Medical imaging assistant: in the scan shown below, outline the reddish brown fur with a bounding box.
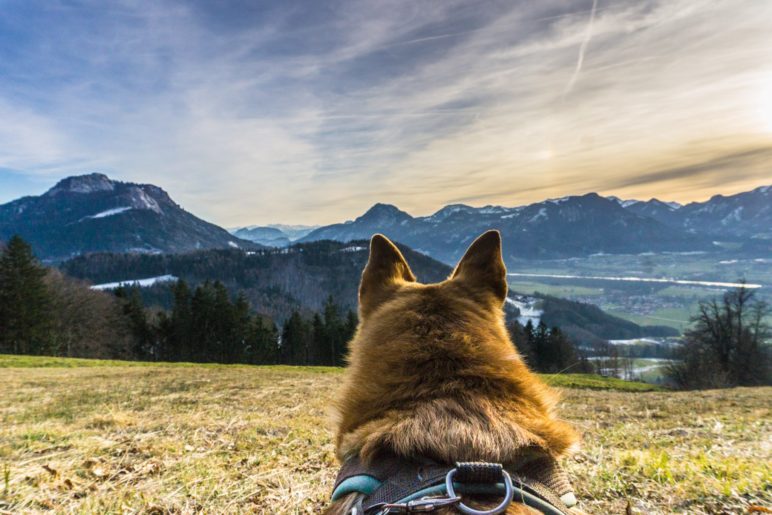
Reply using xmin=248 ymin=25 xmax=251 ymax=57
xmin=326 ymin=231 xmax=580 ymax=514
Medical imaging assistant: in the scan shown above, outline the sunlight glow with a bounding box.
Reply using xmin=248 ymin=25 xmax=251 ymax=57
xmin=761 ymin=82 xmax=772 ymax=133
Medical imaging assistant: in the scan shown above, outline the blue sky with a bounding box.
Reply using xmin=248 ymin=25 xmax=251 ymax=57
xmin=1 ymin=0 xmax=771 ymax=225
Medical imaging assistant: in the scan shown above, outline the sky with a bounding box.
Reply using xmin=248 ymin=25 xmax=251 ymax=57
xmin=0 ymin=0 xmax=771 ymax=226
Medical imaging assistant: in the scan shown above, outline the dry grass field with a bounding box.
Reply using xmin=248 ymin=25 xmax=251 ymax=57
xmin=0 ymin=356 xmax=769 ymax=514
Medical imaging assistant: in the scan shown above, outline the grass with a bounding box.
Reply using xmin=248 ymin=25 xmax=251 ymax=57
xmin=0 ymin=358 xmax=769 ymax=514
xmin=0 ymin=355 xmax=661 ymax=392
xmin=606 ymin=306 xmax=695 ymax=332
xmin=508 ymin=281 xmax=604 ymax=298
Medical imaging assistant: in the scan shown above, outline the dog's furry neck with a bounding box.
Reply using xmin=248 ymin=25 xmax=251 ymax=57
xmin=334 ymin=292 xmax=578 ymax=467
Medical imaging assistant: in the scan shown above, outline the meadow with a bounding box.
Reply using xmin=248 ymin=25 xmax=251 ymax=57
xmin=0 ymin=356 xmax=769 ymax=514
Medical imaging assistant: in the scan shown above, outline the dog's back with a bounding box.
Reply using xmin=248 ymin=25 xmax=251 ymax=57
xmin=327 ymin=231 xmax=580 ymax=514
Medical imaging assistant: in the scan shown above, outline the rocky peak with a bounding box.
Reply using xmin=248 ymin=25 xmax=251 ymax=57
xmin=47 ymin=173 xmax=115 ymax=195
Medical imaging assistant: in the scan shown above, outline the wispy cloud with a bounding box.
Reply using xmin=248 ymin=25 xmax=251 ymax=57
xmin=0 ymin=0 xmax=770 ymax=224
xmin=564 ymin=0 xmax=599 ymax=97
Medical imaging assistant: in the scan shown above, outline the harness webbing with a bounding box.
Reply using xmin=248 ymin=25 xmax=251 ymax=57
xmin=332 ymin=453 xmax=576 ymax=514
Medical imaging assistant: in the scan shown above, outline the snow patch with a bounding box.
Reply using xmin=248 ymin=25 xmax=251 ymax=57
xmin=91 ymin=275 xmax=177 ymax=290
xmin=506 ymin=296 xmax=543 ymax=326
xmin=527 ymin=208 xmax=548 ymax=223
xmin=228 ymin=241 xmax=240 ymax=248
xmin=87 ymin=206 xmax=133 ymax=219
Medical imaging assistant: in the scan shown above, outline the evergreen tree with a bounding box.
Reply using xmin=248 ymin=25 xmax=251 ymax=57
xmin=227 ymin=292 xmax=251 ymax=364
xmin=311 ymin=313 xmax=325 ymax=364
xmin=114 ymin=286 xmax=153 ymax=359
xmin=281 ymin=311 xmax=309 ymax=364
xmin=545 ymin=326 xmax=578 ymax=373
xmin=323 ymin=296 xmax=345 ymax=366
xmin=169 ymin=280 xmax=192 ymax=360
xmin=0 ymin=235 xmax=52 ymax=355
xmin=246 ymin=316 xmax=279 ymax=364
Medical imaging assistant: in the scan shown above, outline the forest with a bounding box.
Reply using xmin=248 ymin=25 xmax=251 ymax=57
xmin=1 ymin=235 xmax=769 ymax=385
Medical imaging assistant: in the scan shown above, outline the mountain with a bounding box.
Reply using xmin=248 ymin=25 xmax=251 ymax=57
xmin=230 ymin=224 xmax=319 ymax=247
xmin=615 ymin=198 xmax=682 ymax=226
xmin=301 ymin=194 xmax=707 ymax=263
xmin=266 ymin=224 xmax=318 ymax=240
xmin=674 ymin=186 xmax=772 ymax=239
xmin=611 ymin=186 xmax=772 ymax=240
xmin=60 ymin=240 xmax=674 ymax=341
xmin=0 ymin=173 xmax=260 ymax=261
xmin=231 ymin=226 xmax=291 ymax=247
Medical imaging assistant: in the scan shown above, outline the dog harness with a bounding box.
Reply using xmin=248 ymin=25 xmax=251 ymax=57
xmin=331 ymin=453 xmax=578 ymax=514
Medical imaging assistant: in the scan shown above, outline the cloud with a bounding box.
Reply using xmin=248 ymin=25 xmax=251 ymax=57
xmin=0 ymin=0 xmax=770 ymax=223
xmin=563 ymin=0 xmax=599 ymax=96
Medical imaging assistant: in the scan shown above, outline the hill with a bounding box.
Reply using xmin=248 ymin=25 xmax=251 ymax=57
xmin=60 ymin=241 xmax=450 ymax=321
xmin=60 ymin=241 xmax=678 ymax=343
xmin=2 ymin=360 xmax=768 ymax=513
xmin=535 ymin=294 xmax=678 ymax=343
xmin=0 ymin=173 xmax=259 ymax=261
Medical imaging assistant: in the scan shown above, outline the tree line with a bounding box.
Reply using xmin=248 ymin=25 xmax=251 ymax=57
xmin=508 ymin=319 xmax=593 ymax=374
xmin=0 ymin=235 xmax=356 ymax=365
xmin=667 ymin=285 xmax=770 ymax=389
xmin=2 ymin=235 xmax=769 ymax=387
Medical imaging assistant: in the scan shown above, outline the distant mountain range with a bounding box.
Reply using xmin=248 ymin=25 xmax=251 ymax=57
xmin=230 ymin=224 xmax=318 ymax=247
xmin=1 ymin=173 xmax=769 ymax=263
xmin=299 ymin=186 xmax=771 ymax=263
xmin=614 ymin=186 xmax=771 ymax=238
xmin=0 ymin=173 xmax=260 ymax=261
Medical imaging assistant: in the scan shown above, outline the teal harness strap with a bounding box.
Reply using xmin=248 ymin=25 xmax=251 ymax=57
xmin=331 ymin=475 xmax=569 ymax=515
xmin=331 ymin=475 xmax=382 ymax=501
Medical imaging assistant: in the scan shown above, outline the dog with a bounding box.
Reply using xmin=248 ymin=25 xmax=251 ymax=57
xmin=326 ymin=231 xmax=581 ymax=514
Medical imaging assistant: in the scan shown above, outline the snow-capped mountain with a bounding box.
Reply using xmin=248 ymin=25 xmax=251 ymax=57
xmin=616 ymin=198 xmax=682 ymax=226
xmin=611 ymin=185 xmax=771 ymax=239
xmin=0 ymin=173 xmax=260 ymax=261
xmin=675 ymin=186 xmax=771 ymax=238
xmin=301 ymin=193 xmax=707 ymax=263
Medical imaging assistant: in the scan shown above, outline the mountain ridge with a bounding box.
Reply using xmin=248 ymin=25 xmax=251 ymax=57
xmin=0 ymin=173 xmax=260 ymax=261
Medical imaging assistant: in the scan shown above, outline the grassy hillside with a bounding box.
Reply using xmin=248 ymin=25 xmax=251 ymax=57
xmin=0 ymin=355 xmax=660 ymax=391
xmin=1 ymin=357 xmax=768 ymax=513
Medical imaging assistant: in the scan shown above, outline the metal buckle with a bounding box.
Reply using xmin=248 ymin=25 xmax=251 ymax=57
xmin=376 ymin=495 xmax=462 ymax=513
xmin=445 ymin=467 xmax=515 ymax=515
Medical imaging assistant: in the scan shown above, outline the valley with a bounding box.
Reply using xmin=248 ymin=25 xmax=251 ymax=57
xmin=506 ymin=251 xmax=772 ymax=332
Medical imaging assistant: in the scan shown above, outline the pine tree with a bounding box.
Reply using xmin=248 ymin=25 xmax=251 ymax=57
xmin=311 ymin=313 xmax=325 ymax=364
xmin=281 ymin=311 xmax=309 ymax=365
xmin=246 ymin=316 xmax=279 ymax=364
xmin=323 ymin=296 xmax=344 ymax=366
xmin=169 ymin=280 xmax=192 ymax=360
xmin=114 ymin=286 xmax=153 ymax=359
xmin=0 ymin=235 xmax=53 ymax=355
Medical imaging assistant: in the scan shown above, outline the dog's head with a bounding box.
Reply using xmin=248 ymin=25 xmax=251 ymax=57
xmin=351 ymin=230 xmax=520 ymax=378
xmin=336 ymin=230 xmax=578 ymax=464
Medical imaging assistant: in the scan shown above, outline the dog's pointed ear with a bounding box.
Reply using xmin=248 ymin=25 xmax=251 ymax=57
xmin=359 ymin=234 xmax=416 ymax=317
xmin=451 ymin=230 xmax=508 ymax=305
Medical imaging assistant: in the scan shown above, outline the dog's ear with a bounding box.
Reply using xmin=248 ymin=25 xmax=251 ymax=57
xmin=359 ymin=234 xmax=416 ymax=317
xmin=451 ymin=230 xmax=507 ymax=305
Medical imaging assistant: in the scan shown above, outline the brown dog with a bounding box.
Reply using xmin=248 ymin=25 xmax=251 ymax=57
xmin=327 ymin=231 xmax=581 ymax=514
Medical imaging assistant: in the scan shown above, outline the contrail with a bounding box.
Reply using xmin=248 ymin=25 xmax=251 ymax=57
xmin=563 ymin=0 xmax=598 ymax=96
